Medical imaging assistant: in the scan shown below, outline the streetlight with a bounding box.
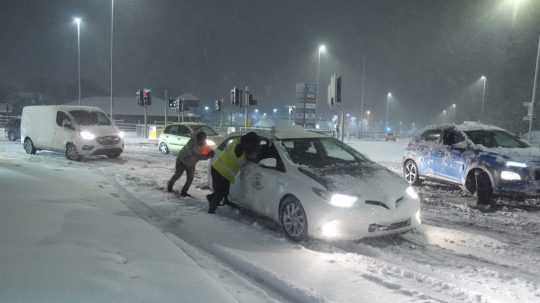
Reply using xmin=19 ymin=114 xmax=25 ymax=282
xmin=273 ymin=108 xmax=278 ymax=114
xmin=110 ymin=0 xmax=114 ymax=118
xmin=480 ymin=75 xmax=487 ymax=120
xmin=73 ymin=17 xmax=82 ymax=105
xmin=204 ymin=106 xmax=209 ymax=111
xmin=254 ymin=108 xmax=259 ymax=113
xmin=385 ymin=92 xmax=393 ymax=128
xmin=316 ymin=44 xmax=327 ymax=106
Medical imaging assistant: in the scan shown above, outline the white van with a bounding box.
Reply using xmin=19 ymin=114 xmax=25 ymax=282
xmin=21 ymin=105 xmax=124 ymax=160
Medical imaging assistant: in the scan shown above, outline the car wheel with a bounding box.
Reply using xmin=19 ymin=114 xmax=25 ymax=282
xmin=159 ymin=142 xmax=169 ymax=154
xmin=65 ymin=143 xmax=81 ymax=161
xmin=279 ymin=196 xmax=308 ymax=241
xmin=107 ymin=152 xmax=121 ymax=159
xmin=404 ymin=160 xmax=421 ymax=185
xmin=24 ymin=138 xmax=36 ymax=154
xmin=474 ymin=170 xmax=493 ymax=206
xmin=8 ymin=131 xmax=16 ymax=141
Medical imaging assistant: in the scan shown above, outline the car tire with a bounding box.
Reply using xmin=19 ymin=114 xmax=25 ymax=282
xmin=8 ymin=131 xmax=17 ymax=142
xmin=24 ymin=138 xmax=36 ymax=155
xmin=404 ymin=160 xmax=422 ymax=185
xmin=159 ymin=142 xmax=169 ymax=154
xmin=107 ymin=152 xmax=121 ymax=159
xmin=65 ymin=143 xmax=81 ymax=161
xmin=279 ymin=196 xmax=308 ymax=242
xmin=474 ymin=170 xmax=493 ymax=206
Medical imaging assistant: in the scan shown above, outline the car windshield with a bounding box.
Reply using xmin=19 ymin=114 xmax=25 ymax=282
xmin=69 ymin=110 xmax=111 ymax=126
xmin=191 ymin=125 xmax=218 ymax=136
xmin=464 ymin=130 xmax=529 ymax=148
xmin=280 ymin=137 xmax=370 ymax=170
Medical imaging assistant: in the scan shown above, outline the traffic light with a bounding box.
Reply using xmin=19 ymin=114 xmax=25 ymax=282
xmin=248 ymin=94 xmax=257 ymax=106
xmin=215 ymin=99 xmax=222 ymax=111
xmin=230 ymin=87 xmax=241 ymax=105
xmin=336 ymin=76 xmax=342 ymax=103
xmin=169 ymin=97 xmax=177 ymax=109
xmin=137 ymin=89 xmax=144 ymax=106
xmin=143 ymin=89 xmax=152 ymax=106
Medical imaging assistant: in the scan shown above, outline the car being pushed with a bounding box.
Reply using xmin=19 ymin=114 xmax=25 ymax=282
xmin=158 ymin=122 xmax=223 ymax=154
xmin=210 ymin=127 xmax=421 ymax=241
xmin=403 ymin=122 xmax=540 ymax=206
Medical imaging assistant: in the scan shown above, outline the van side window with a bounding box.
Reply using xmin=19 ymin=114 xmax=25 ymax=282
xmin=56 ymin=111 xmax=71 ymax=127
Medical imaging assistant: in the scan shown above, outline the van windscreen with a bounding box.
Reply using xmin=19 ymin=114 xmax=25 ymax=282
xmin=70 ymin=110 xmax=111 ymax=126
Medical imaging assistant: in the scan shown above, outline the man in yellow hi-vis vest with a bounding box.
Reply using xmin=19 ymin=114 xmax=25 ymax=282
xmin=207 ymin=132 xmax=260 ymax=213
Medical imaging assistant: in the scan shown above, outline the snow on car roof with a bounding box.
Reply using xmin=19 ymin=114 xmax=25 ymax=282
xmin=422 ymin=122 xmax=505 ymax=132
xmin=229 ymin=126 xmax=328 ymax=140
xmin=25 ymin=105 xmax=104 ymax=112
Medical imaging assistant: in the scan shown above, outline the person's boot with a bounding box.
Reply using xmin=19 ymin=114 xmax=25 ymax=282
xmin=207 ymin=195 xmax=217 ymax=214
xmin=167 ymin=180 xmax=174 ymax=193
xmin=180 ymin=192 xmax=192 ymax=198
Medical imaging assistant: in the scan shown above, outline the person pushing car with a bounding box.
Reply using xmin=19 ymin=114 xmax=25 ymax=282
xmin=167 ymin=131 xmax=214 ymax=197
xmin=206 ymin=132 xmax=260 ymax=214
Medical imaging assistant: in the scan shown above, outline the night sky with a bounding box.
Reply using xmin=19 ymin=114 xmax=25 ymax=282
xmin=1 ymin=0 xmax=540 ymax=126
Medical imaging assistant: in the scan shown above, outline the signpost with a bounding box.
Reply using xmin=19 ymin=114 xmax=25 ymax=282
xmin=295 ymin=82 xmax=318 ymax=128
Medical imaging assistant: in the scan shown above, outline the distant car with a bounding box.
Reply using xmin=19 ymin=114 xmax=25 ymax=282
xmin=403 ymin=122 xmax=540 ymax=206
xmin=158 ymin=123 xmax=223 ymax=154
xmin=5 ymin=118 xmax=20 ymax=141
xmin=21 ymin=105 xmax=124 ymax=160
xmin=385 ymin=132 xmax=397 ymax=141
xmin=210 ymin=128 xmax=421 ymax=241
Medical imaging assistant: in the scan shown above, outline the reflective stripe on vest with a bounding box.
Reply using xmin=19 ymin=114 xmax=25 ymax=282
xmin=212 ymin=140 xmax=245 ymax=183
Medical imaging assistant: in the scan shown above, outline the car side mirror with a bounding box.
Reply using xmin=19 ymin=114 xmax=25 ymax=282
xmin=63 ymin=120 xmax=74 ymax=130
xmin=259 ymin=158 xmax=277 ymax=169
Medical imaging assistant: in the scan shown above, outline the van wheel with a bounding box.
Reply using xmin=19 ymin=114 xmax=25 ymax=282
xmin=159 ymin=142 xmax=169 ymax=154
xmin=24 ymin=138 xmax=36 ymax=154
xmin=279 ymin=196 xmax=308 ymax=242
xmin=65 ymin=143 xmax=81 ymax=161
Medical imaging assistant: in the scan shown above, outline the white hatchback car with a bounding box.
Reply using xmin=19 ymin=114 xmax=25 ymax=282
xmin=158 ymin=123 xmax=223 ymax=154
xmin=210 ymin=128 xmax=421 ymax=241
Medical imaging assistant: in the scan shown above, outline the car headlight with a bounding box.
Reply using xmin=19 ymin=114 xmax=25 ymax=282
xmin=505 ymin=161 xmax=527 ymax=168
xmin=321 ymin=220 xmax=340 ymax=238
xmin=501 ymin=170 xmax=521 ymax=181
xmin=415 ymin=210 xmax=422 ymax=224
xmin=118 ymin=131 xmax=125 ymax=139
xmin=80 ymin=131 xmax=96 ymax=140
xmin=206 ymin=139 xmax=216 ymax=147
xmin=329 ymin=194 xmax=358 ymax=208
xmin=406 ymin=186 xmax=419 ymax=200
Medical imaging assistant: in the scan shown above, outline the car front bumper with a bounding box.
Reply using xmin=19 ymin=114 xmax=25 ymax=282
xmin=308 ymin=198 xmax=421 ymax=241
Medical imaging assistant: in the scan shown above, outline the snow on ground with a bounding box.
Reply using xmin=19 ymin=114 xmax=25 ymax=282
xmin=1 ymin=135 xmax=539 ymax=303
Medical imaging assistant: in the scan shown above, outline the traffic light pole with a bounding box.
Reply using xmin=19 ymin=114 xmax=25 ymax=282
xmin=143 ymin=102 xmax=148 ymax=138
xmin=164 ymin=89 xmax=168 ymax=126
xmin=528 ymin=35 xmax=540 ymax=142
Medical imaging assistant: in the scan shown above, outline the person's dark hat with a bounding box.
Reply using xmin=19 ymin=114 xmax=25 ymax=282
xmin=241 ymin=132 xmax=259 ymax=146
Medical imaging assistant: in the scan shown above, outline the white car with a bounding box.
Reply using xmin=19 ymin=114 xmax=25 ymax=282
xmin=158 ymin=123 xmax=223 ymax=154
xmin=210 ymin=128 xmax=421 ymax=241
xmin=21 ymin=105 xmax=124 ymax=160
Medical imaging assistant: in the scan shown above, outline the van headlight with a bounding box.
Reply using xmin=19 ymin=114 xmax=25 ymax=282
xmin=80 ymin=131 xmax=96 ymax=140
xmin=406 ymin=186 xmax=419 ymax=200
xmin=501 ymin=170 xmax=521 ymax=181
xmin=118 ymin=131 xmax=125 ymax=139
xmin=329 ymin=194 xmax=358 ymax=208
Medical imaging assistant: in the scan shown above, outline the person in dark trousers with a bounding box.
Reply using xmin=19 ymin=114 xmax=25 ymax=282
xmin=167 ymin=131 xmax=214 ymax=197
xmin=206 ymin=132 xmax=260 ymax=213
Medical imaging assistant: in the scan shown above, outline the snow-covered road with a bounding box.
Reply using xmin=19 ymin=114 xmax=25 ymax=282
xmin=1 ymin=137 xmax=539 ymax=303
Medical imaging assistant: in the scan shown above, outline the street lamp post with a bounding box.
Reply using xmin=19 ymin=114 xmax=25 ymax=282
xmin=110 ymin=0 xmax=114 ymax=119
xmin=385 ymin=92 xmax=392 ymax=128
xmin=527 ymin=35 xmax=540 ymax=142
xmin=452 ymin=103 xmax=457 ymax=123
xmin=480 ymin=75 xmax=487 ymax=120
xmin=73 ymin=17 xmax=82 ymax=105
xmin=316 ymin=44 xmax=326 ymax=107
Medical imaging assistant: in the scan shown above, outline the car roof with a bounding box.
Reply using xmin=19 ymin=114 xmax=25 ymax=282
xmin=228 ymin=126 xmax=329 ymax=140
xmin=422 ymin=122 xmax=505 ymax=133
xmin=24 ymin=105 xmax=105 ymax=112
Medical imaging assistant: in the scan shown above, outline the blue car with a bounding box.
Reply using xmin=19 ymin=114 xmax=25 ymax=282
xmin=403 ymin=122 xmax=540 ymax=205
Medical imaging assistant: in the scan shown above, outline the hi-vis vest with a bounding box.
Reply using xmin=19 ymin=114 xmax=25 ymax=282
xmin=212 ymin=139 xmax=246 ymax=183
